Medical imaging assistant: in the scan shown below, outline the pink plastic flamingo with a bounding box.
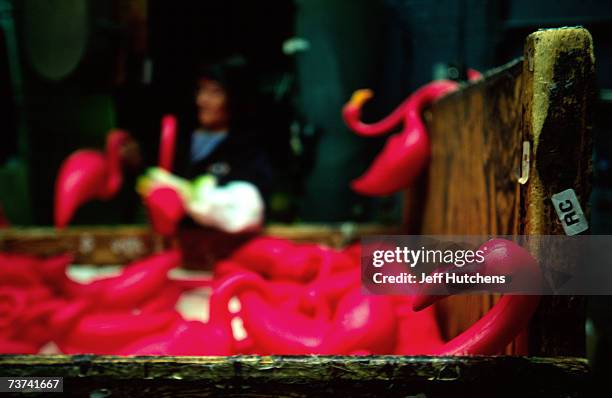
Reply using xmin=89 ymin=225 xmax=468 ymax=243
xmin=54 ymin=130 xmax=130 ymax=228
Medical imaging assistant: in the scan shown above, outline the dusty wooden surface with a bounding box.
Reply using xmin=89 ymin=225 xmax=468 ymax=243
xmin=519 ymin=27 xmax=594 ymax=356
xmin=0 ymin=226 xmax=164 ymax=265
xmin=419 ymin=27 xmax=593 ymax=356
xmin=0 ymin=223 xmax=400 ymax=266
xmin=0 ymin=355 xmax=590 ymax=397
xmin=420 ymin=59 xmax=525 ymax=354
xmin=421 ymin=58 xmax=524 ymax=237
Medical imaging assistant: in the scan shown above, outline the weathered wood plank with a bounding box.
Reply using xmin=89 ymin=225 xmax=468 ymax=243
xmin=0 ymin=224 xmax=401 ymax=266
xmin=519 ymin=27 xmax=594 ymax=356
xmin=422 ymin=58 xmax=524 ymax=237
xmin=418 ymin=27 xmax=593 ymax=356
xmin=0 ymin=226 xmax=164 ymax=264
xmin=0 ymin=355 xmax=590 ymax=397
xmin=420 ymin=59 xmax=525 ymax=353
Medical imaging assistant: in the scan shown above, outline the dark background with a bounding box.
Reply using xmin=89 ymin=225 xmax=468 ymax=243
xmin=0 ymin=0 xmax=611 ymax=228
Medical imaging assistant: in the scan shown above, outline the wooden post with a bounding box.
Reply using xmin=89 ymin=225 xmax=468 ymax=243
xmin=418 ymin=27 xmax=594 ymax=355
xmin=520 ymin=27 xmax=594 ymax=356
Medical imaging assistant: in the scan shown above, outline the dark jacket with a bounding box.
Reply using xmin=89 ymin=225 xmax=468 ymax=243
xmin=174 ymin=128 xmax=273 ymax=202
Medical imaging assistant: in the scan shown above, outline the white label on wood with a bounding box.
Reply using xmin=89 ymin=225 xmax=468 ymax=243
xmin=551 ymin=189 xmax=588 ymax=235
xmin=518 ymin=141 xmax=530 ymax=184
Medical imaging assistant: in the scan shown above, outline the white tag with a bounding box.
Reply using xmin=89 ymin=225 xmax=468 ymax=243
xmin=518 ymin=141 xmax=530 ymax=184
xmin=551 ymin=189 xmax=588 ymax=235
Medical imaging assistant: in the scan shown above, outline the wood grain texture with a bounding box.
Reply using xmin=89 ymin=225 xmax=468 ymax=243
xmin=0 ymin=226 xmax=164 ymax=264
xmin=420 ymin=59 xmax=525 ymax=353
xmin=520 ymin=27 xmax=594 ymax=356
xmin=422 ymin=59 xmax=523 ymax=236
xmin=0 ymin=355 xmax=589 ymax=397
xmin=418 ymin=27 xmax=593 ymax=356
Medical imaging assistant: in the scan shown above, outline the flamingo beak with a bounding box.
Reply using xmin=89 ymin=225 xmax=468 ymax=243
xmin=412 ymin=292 xmax=448 ymax=312
xmin=412 ymin=265 xmax=455 ymax=311
xmin=342 ymin=89 xmax=374 ymax=122
xmin=347 ymin=89 xmax=374 ymax=109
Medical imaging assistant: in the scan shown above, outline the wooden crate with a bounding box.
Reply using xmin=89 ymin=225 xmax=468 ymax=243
xmin=0 ymin=27 xmax=594 ymax=396
xmin=412 ymin=26 xmax=594 ymax=357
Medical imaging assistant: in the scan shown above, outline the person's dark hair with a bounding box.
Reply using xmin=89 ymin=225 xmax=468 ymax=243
xmin=194 ymin=55 xmax=257 ymax=130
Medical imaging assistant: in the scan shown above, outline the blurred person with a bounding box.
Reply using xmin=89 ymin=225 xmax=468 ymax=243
xmin=142 ymin=56 xmax=272 ymax=233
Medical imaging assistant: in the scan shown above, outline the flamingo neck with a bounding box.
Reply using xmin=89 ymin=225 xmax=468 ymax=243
xmin=344 ymin=91 xmax=414 ymax=137
xmin=412 ymin=239 xmax=542 ymax=355
xmin=405 ymin=80 xmax=459 ymax=121
xmin=159 ymin=115 xmax=177 ymax=171
xmin=208 ymin=273 xmax=270 ymax=329
xmin=422 ymin=238 xmax=543 ymax=355
xmin=345 ymin=80 xmax=460 ymax=138
xmin=435 ymin=295 xmax=540 ymax=355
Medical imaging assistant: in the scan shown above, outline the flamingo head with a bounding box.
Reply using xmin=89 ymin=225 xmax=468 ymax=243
xmin=54 ymin=130 xmax=131 ymax=229
xmin=412 ymin=239 xmax=541 ymax=311
xmin=342 ymin=89 xmax=374 ymax=124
